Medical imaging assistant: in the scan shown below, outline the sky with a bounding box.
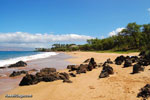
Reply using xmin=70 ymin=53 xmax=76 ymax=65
xmin=0 ymin=0 xmax=150 ymax=50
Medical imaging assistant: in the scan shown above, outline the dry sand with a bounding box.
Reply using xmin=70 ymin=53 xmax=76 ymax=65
xmin=0 ymin=51 xmax=150 ymax=100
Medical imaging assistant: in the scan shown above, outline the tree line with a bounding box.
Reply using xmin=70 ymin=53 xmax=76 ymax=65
xmin=80 ymin=22 xmax=150 ymax=51
xmin=37 ymin=22 xmax=150 ymax=52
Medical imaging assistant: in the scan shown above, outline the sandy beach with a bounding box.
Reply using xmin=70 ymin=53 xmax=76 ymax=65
xmin=0 ymin=51 xmax=150 ymax=100
xmin=0 ymin=53 xmax=73 ymax=95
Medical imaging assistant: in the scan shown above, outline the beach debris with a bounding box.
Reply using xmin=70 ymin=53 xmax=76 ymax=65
xmin=124 ymin=59 xmax=132 ymax=67
xmin=8 ymin=61 xmax=27 ymax=68
xmin=19 ymin=68 xmax=72 ymax=86
xmin=69 ymin=73 xmax=76 ymax=77
xmin=137 ymin=84 xmax=150 ymax=100
xmin=132 ymin=64 xmax=144 ymax=74
xmin=99 ymin=64 xmax=114 ymax=78
xmin=115 ymin=55 xmax=125 ymax=65
xmin=9 ymin=70 xmax=28 ymax=77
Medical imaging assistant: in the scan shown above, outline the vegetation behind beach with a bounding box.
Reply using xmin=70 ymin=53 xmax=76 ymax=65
xmin=36 ymin=22 xmax=150 ymax=53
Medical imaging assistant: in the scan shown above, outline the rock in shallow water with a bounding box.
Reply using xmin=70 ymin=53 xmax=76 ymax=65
xmin=8 ymin=61 xmax=27 ymax=68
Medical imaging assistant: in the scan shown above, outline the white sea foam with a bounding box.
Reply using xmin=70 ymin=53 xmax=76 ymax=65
xmin=0 ymin=52 xmax=58 ymax=67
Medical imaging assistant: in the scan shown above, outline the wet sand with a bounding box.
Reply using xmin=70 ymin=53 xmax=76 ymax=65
xmin=0 ymin=51 xmax=150 ymax=100
xmin=0 ymin=53 xmax=73 ymax=95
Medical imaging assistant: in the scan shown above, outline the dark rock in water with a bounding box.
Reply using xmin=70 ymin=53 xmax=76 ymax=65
xmin=83 ymin=58 xmax=90 ymax=63
xmin=132 ymin=64 xmax=144 ymax=74
xmin=137 ymin=84 xmax=150 ymax=100
xmin=19 ymin=74 xmax=38 ymax=86
xmin=67 ymin=65 xmax=79 ymax=71
xmin=8 ymin=61 xmax=27 ymax=68
xmin=9 ymin=70 xmax=28 ymax=77
xmin=99 ymin=64 xmax=114 ymax=78
xmin=69 ymin=73 xmax=76 ymax=77
xmin=40 ymin=68 xmax=56 ymax=74
xmin=76 ymin=64 xmax=88 ymax=74
xmin=115 ymin=55 xmax=125 ymax=65
xmin=105 ymin=58 xmax=113 ymax=64
xmin=124 ymin=59 xmax=132 ymax=67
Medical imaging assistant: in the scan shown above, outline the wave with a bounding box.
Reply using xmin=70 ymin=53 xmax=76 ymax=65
xmin=0 ymin=52 xmax=58 ymax=67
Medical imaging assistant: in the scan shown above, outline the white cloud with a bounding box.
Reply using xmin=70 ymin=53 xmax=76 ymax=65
xmin=108 ymin=28 xmax=124 ymax=36
xmin=0 ymin=32 xmax=94 ymax=48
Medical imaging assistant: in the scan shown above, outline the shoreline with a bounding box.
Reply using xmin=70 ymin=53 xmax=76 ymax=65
xmin=0 ymin=51 xmax=149 ymax=100
xmin=0 ymin=52 xmax=74 ymax=95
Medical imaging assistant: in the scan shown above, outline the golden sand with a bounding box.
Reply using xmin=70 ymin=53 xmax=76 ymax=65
xmin=0 ymin=51 xmax=149 ymax=100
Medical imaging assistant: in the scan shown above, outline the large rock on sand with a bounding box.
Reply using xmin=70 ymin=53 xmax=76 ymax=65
xmin=132 ymin=64 xmax=144 ymax=74
xmin=9 ymin=70 xmax=28 ymax=77
xmin=99 ymin=64 xmax=114 ymax=78
xmin=19 ymin=74 xmax=38 ymax=86
xmin=67 ymin=65 xmax=79 ymax=71
xmin=8 ymin=61 xmax=27 ymax=68
xmin=40 ymin=68 xmax=56 ymax=74
xmin=19 ymin=68 xmax=72 ymax=86
xmin=137 ymin=84 xmax=150 ymax=100
xmin=115 ymin=55 xmax=125 ymax=65
xmin=76 ymin=64 xmax=88 ymax=74
xmin=124 ymin=59 xmax=132 ymax=67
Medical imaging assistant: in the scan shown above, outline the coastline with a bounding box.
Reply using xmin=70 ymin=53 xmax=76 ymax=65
xmin=0 ymin=51 xmax=149 ymax=100
xmin=0 ymin=52 xmax=73 ymax=95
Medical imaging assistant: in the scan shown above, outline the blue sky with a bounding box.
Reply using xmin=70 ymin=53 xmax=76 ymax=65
xmin=0 ymin=0 xmax=150 ymax=49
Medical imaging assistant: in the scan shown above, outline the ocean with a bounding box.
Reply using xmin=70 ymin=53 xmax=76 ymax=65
xmin=0 ymin=51 xmax=58 ymax=67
